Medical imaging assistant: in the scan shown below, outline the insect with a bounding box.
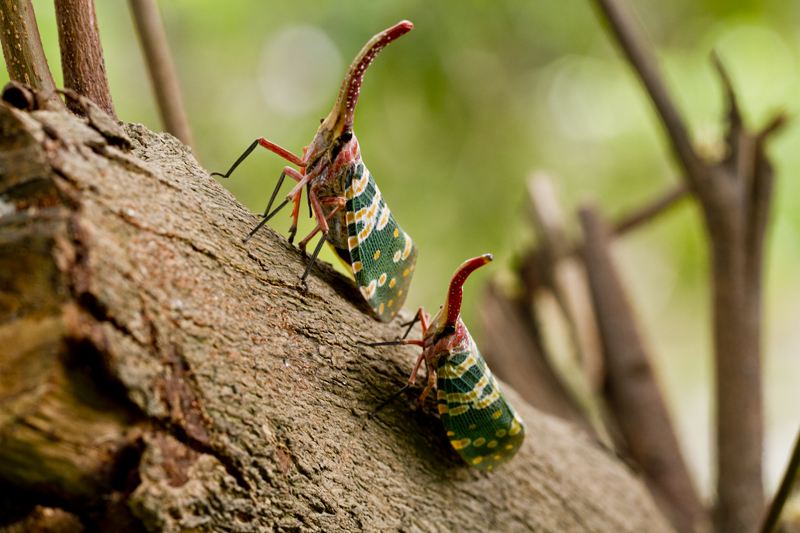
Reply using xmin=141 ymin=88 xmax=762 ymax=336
xmin=212 ymin=21 xmax=417 ymax=322
xmin=369 ymin=254 xmax=525 ymax=470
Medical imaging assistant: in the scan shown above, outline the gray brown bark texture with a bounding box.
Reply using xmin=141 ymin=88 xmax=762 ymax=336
xmin=0 ymin=100 xmax=671 ymax=532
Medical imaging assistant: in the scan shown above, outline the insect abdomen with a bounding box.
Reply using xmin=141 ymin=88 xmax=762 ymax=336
xmin=342 ymin=161 xmax=416 ymax=321
xmin=436 ymin=343 xmax=525 ymax=470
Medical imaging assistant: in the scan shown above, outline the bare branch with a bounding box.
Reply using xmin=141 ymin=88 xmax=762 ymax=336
xmin=54 ymin=0 xmax=115 ymax=117
xmin=128 ymin=0 xmax=194 ymax=148
xmin=579 ymin=205 xmax=707 ymax=533
xmin=478 ymin=282 xmax=596 ymax=435
xmin=593 ymin=0 xmax=704 ymax=183
xmin=711 ymin=52 xmax=743 ymax=167
xmin=526 ymin=173 xmax=604 ymax=394
xmin=591 ymin=2 xmax=781 ymax=529
xmin=613 ymin=183 xmax=689 ymax=236
xmin=518 ymin=183 xmax=688 ymax=297
xmin=760 ymin=427 xmax=800 ymax=533
xmin=0 ymin=0 xmax=59 ymax=99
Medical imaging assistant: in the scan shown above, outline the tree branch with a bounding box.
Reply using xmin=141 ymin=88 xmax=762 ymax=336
xmin=760 ymin=426 xmax=800 ymax=533
xmin=0 ymin=0 xmax=60 ymax=103
xmin=591 ymin=2 xmax=785 ymax=529
xmin=54 ymin=0 xmax=115 ymax=117
xmin=478 ymin=282 xmax=596 ymax=436
xmin=592 ymin=0 xmax=704 ymax=183
xmin=0 ymin=92 xmax=671 ymax=531
xmin=128 ymin=0 xmax=193 ymax=148
xmin=579 ymin=205 xmax=707 ymax=532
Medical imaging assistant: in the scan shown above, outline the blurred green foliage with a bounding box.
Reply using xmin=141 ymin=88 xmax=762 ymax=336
xmin=7 ymin=0 xmax=798 ymax=494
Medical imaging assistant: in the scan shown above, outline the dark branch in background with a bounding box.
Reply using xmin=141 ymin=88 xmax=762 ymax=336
xmin=518 ymin=182 xmax=689 ymax=297
xmin=592 ymin=0 xmax=787 ymax=531
xmin=478 ymin=282 xmax=596 ymax=437
xmin=128 ymin=0 xmax=194 ymax=148
xmin=613 ymin=183 xmax=689 ymax=235
xmin=579 ymin=205 xmax=707 ymax=533
xmin=592 ymin=0 xmax=702 ymax=181
xmin=0 ymin=0 xmax=61 ymax=107
xmin=760 ymin=427 xmax=800 ymax=533
xmin=54 ymin=0 xmax=115 ymax=117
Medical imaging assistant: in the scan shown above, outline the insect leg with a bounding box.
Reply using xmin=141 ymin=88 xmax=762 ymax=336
xmin=417 ymin=362 xmax=436 ymax=405
xmin=363 ymin=338 xmax=424 ymax=347
xmin=366 ymin=351 xmax=426 ymax=420
xmin=298 ymin=233 xmax=327 ymax=289
xmin=263 ymin=166 xmax=304 ymax=216
xmin=297 ymin=197 xmax=346 ymax=252
xmin=242 ymin=197 xmax=290 ymax=243
xmin=210 ymin=138 xmax=304 ymax=179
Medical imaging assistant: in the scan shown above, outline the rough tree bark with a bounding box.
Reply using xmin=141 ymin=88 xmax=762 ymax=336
xmin=0 ymin=99 xmax=671 ymax=531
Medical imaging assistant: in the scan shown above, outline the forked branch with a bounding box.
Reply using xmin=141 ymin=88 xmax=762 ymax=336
xmin=592 ymin=0 xmax=787 ymax=531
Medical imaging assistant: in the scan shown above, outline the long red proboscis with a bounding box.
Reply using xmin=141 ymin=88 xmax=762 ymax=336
xmin=334 ymin=20 xmax=413 ymax=129
xmin=444 ymin=254 xmax=493 ymax=326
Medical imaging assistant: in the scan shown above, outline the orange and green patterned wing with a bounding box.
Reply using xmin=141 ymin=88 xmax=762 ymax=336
xmin=436 ymin=340 xmax=525 ymax=470
xmin=342 ymin=161 xmax=416 ymax=321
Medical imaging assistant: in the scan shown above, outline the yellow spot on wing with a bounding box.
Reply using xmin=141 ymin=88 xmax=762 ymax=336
xmin=401 ymin=236 xmax=413 ymax=259
xmin=352 ymin=261 xmax=363 ymax=273
xmin=377 ymin=205 xmax=391 ymax=230
xmin=496 ymin=429 xmax=507 ymax=438
xmin=402 ymin=268 xmax=410 ymax=277
xmin=393 ymin=228 xmax=399 ymax=238
xmin=472 ymin=456 xmax=483 ymax=465
xmin=388 ymin=278 xmax=396 ymax=288
xmin=378 ymin=273 xmax=387 ymax=286
xmin=378 ymin=303 xmax=385 ymax=315
xmin=360 ymin=279 xmax=377 ymax=299
xmin=446 ymin=430 xmax=455 ymax=437
xmin=438 ymin=404 xmax=448 ymax=414
xmin=491 ymin=409 xmax=503 ymax=420
xmin=487 ymin=440 xmax=498 ymax=449
xmin=451 ymin=438 xmax=471 ymax=450
xmin=509 ymin=419 xmax=522 ymax=436
xmin=373 ymin=250 xmax=381 ymax=261
xmin=448 ymin=405 xmax=469 ymax=416
xmin=473 ymin=437 xmax=486 ymax=447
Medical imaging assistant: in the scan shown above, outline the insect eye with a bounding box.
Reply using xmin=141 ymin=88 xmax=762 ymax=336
xmin=319 ymin=117 xmax=324 ymax=124
xmin=340 ymin=130 xmax=353 ymax=143
xmin=434 ymin=324 xmax=456 ymax=342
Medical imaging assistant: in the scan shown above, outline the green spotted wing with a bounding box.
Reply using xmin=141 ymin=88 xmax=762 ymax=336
xmin=341 ymin=161 xmax=416 ymax=322
xmin=436 ymin=342 xmax=525 ymax=470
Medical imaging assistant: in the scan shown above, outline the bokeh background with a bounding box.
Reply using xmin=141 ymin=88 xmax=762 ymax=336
xmin=7 ymin=0 xmax=798 ymax=500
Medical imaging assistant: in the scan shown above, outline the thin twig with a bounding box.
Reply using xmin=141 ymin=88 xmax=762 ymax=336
xmin=579 ymin=205 xmax=707 ymax=533
xmin=128 ymin=0 xmax=194 ymax=148
xmin=519 ymin=183 xmax=688 ymax=295
xmin=760 ymin=426 xmax=800 ymax=533
xmin=613 ymin=183 xmax=689 ymax=236
xmin=593 ymin=0 xmax=703 ymax=182
xmin=54 ymin=0 xmax=116 ymax=117
xmin=0 ymin=0 xmax=60 ymax=103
